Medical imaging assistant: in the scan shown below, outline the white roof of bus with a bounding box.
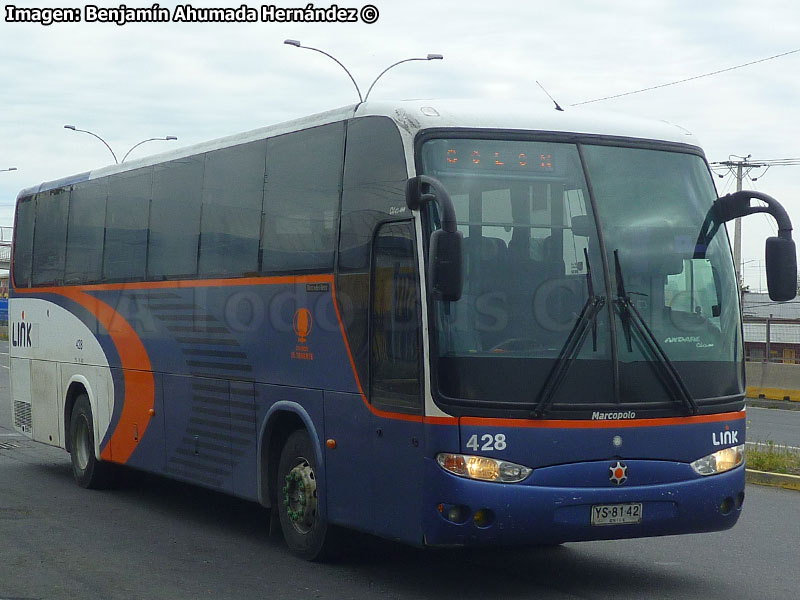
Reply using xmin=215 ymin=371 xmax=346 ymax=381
xmin=357 ymin=99 xmax=701 ymax=147
xmin=20 ymin=99 xmax=702 ymax=198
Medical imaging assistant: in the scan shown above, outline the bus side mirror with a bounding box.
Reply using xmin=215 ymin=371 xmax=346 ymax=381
xmin=406 ymin=175 xmax=463 ymax=301
xmin=765 ymin=236 xmax=797 ymax=301
xmin=697 ymin=190 xmax=797 ymax=300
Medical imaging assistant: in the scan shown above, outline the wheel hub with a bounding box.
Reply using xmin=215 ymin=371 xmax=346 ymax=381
xmin=283 ymin=460 xmax=317 ymax=534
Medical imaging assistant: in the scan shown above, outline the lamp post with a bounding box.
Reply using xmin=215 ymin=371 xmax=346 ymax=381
xmin=284 ymin=39 xmax=364 ymax=102
xmin=64 ymin=125 xmax=177 ymax=164
xmin=284 ymin=40 xmax=442 ymax=104
xmin=64 ymin=125 xmax=119 ymax=164
xmin=1 ymin=167 xmax=18 ymax=173
xmin=364 ymin=54 xmax=443 ymax=101
xmin=121 ymin=136 xmax=178 ymax=163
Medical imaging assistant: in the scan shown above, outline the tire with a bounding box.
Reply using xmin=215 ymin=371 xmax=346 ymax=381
xmin=277 ymin=429 xmax=336 ymax=561
xmin=69 ymin=394 xmax=115 ymax=489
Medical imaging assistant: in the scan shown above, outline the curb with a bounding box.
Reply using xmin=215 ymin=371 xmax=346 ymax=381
xmin=745 ymin=469 xmax=800 ymax=491
xmin=746 ymin=386 xmax=800 ymax=403
xmin=746 ymin=398 xmax=800 ymax=411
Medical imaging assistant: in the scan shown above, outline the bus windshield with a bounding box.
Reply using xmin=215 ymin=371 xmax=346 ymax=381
xmin=420 ymin=138 xmax=742 ymax=417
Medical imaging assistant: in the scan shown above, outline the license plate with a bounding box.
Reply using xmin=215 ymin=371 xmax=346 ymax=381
xmin=591 ymin=503 xmax=642 ymax=526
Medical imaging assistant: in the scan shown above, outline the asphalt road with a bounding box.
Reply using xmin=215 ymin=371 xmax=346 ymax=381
xmin=1 ymin=348 xmax=799 ymax=599
xmin=746 ymin=406 xmax=800 ymax=449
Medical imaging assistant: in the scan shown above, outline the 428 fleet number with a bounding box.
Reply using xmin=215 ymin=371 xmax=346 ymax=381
xmin=465 ymin=433 xmax=507 ymax=451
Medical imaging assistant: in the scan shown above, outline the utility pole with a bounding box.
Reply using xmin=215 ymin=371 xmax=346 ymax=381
xmin=710 ymin=155 xmax=764 ymax=288
xmin=710 ymin=155 xmax=800 ymax=288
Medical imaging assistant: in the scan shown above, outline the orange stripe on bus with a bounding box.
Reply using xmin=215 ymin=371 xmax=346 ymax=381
xmin=14 ymin=273 xmax=335 ymax=294
xmin=15 ymin=287 xmax=154 ymax=463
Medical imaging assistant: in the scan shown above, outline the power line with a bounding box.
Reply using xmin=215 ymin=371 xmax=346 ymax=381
xmin=748 ymin=158 xmax=800 ymax=166
xmin=571 ymin=47 xmax=800 ymax=106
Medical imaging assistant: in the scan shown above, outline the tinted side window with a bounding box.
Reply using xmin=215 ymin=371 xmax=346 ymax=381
xmin=339 ymin=116 xmax=408 ymax=270
xmin=104 ymin=168 xmax=152 ymax=281
xmin=13 ymin=196 xmax=35 ymax=288
xmin=32 ymin=188 xmax=70 ymax=286
xmin=262 ymin=122 xmax=345 ymax=272
xmin=199 ymin=141 xmax=266 ymax=276
xmin=370 ymin=221 xmax=421 ymax=413
xmin=337 ymin=116 xmax=408 ymax=388
xmin=149 ymin=156 xmax=203 ymax=279
xmin=65 ymin=179 xmax=107 ymax=284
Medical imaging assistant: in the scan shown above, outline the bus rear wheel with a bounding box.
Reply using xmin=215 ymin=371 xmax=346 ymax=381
xmin=69 ymin=394 xmax=115 ymax=489
xmin=277 ymin=430 xmax=335 ymax=561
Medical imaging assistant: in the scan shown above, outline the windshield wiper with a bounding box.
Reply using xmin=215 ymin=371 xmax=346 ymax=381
xmin=532 ymin=249 xmax=605 ymax=418
xmin=613 ymin=250 xmax=699 ymax=415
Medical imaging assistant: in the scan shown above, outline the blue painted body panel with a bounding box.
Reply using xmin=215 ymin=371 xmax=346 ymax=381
xmin=459 ymin=417 xmax=745 ymax=469
xmin=324 ymin=391 xmax=374 ymax=530
xmin=371 ymin=413 xmax=424 ymax=544
xmin=421 ymin=458 xmax=745 ymax=546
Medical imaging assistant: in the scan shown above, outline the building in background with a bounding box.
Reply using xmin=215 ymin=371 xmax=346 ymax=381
xmin=742 ymin=291 xmax=800 ymax=363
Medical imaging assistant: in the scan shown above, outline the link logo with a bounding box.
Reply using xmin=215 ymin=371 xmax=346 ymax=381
xmin=11 ymin=311 xmax=38 ymax=348
xmin=712 ymin=426 xmax=738 ymax=446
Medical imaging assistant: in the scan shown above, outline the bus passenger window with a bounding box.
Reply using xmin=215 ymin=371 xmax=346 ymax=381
xmin=262 ymin=122 xmax=344 ymax=272
xmin=199 ymin=141 xmax=266 ymax=277
xmin=13 ymin=196 xmax=35 ymax=288
xmin=104 ymin=168 xmax=152 ymax=282
xmin=370 ymin=221 xmax=422 ymax=413
xmin=65 ymin=179 xmax=106 ymax=284
xmin=149 ymin=156 xmax=203 ymax=279
xmin=31 ymin=188 xmax=70 ymax=286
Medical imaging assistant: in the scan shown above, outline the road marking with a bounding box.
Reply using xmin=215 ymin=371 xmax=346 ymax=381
xmin=0 ymin=364 xmax=8 ymax=369
xmin=746 ymin=441 xmax=800 ymax=453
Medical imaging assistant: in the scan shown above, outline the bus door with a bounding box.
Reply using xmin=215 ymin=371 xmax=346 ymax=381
xmin=369 ymin=221 xmax=425 ymax=544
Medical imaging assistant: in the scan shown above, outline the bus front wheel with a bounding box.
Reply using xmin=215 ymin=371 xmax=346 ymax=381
xmin=277 ymin=429 xmax=335 ymax=561
xmin=69 ymin=394 xmax=115 ymax=489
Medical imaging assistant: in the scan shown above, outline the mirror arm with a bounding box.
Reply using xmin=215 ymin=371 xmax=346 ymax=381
xmin=405 ymin=175 xmax=458 ymax=233
xmin=715 ymin=191 xmax=793 ymax=240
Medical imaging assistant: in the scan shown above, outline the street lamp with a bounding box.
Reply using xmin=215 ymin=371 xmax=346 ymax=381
xmin=0 ymin=167 xmax=17 ymax=173
xmin=64 ymin=125 xmax=119 ymax=164
xmin=284 ymin=39 xmax=364 ymax=102
xmin=364 ymin=54 xmax=443 ymax=101
xmin=284 ymin=40 xmax=443 ymax=104
xmin=64 ymin=125 xmax=178 ymax=164
xmin=121 ymin=136 xmax=178 ymax=163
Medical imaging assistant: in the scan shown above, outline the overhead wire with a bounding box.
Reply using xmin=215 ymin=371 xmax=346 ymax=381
xmin=571 ymin=47 xmax=800 ymax=106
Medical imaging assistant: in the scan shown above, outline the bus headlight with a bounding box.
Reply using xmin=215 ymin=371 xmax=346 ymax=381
xmin=690 ymin=444 xmax=745 ymax=476
xmin=436 ymin=453 xmax=532 ymax=483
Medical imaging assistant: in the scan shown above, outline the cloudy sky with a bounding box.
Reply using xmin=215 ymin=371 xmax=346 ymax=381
xmin=1 ymin=0 xmax=798 ymax=289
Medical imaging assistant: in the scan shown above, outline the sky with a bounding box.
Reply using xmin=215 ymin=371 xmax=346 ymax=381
xmin=1 ymin=0 xmax=799 ymax=290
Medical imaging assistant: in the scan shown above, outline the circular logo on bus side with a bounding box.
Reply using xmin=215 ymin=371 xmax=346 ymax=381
xmin=293 ymin=308 xmax=313 ymax=341
xmin=609 ymin=461 xmax=628 ymax=485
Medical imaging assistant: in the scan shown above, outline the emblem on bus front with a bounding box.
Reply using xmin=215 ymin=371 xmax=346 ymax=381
xmin=609 ymin=461 xmax=628 ymax=485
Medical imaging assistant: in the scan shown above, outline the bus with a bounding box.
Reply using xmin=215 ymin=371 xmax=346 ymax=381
xmin=9 ymin=100 xmax=796 ymax=560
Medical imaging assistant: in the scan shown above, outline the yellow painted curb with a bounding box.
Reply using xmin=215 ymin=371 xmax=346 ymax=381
xmin=746 ymin=469 xmax=800 ymax=491
xmin=746 ymin=386 xmax=800 ymax=402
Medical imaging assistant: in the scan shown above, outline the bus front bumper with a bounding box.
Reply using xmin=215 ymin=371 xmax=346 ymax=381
xmin=421 ymin=458 xmax=745 ymax=547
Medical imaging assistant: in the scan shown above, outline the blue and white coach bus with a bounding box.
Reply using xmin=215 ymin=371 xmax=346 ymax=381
xmin=9 ymin=100 xmax=797 ymax=559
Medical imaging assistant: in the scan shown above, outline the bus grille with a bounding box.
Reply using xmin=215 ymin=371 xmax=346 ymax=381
xmin=13 ymin=401 xmax=32 ymax=434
